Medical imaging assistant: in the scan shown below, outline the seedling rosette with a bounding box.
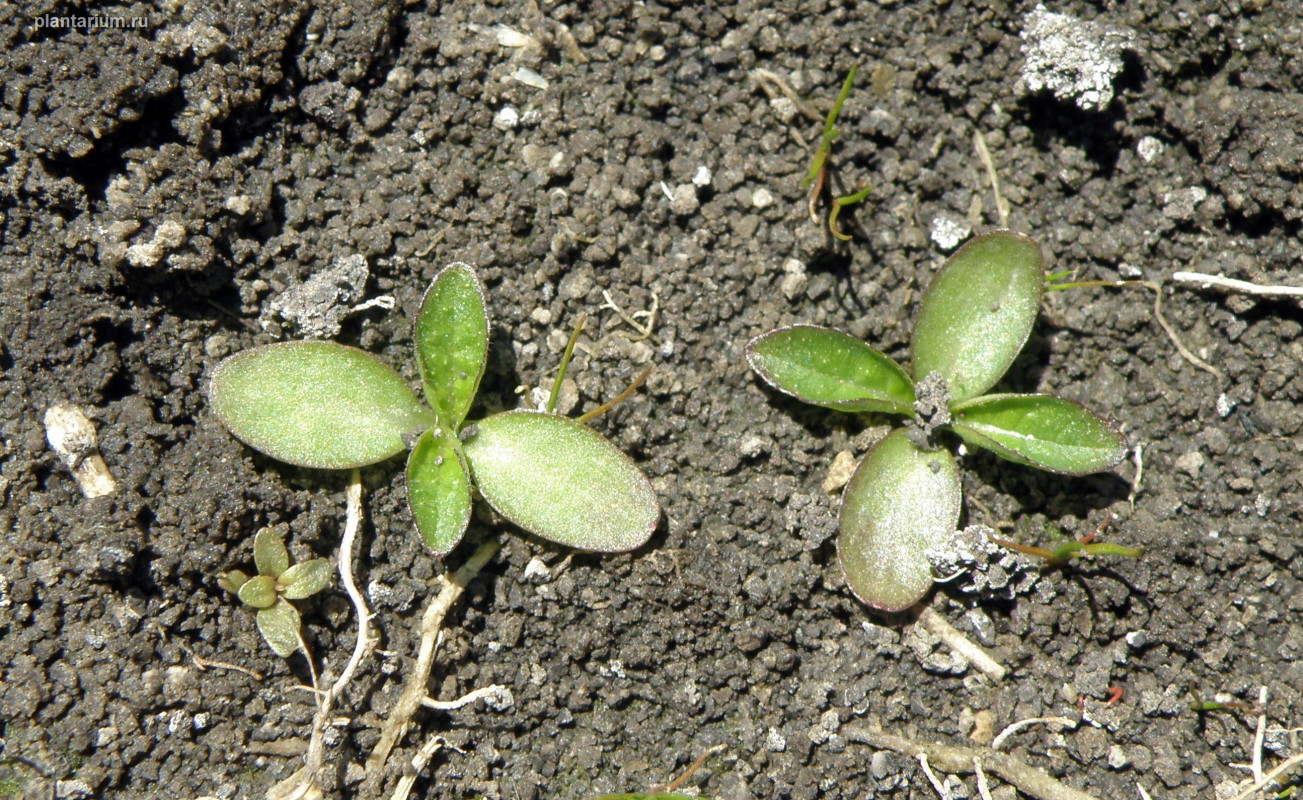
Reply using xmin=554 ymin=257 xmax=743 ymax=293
xmin=209 ymin=263 xmax=659 ymax=556
xmin=747 ymin=231 xmax=1127 ymax=611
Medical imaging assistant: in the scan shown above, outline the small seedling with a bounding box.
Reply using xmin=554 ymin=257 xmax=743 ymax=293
xmin=208 ymin=263 xmax=660 ymax=555
xmin=218 ymin=528 xmax=331 ymax=658
xmin=746 ymin=231 xmax=1128 ymax=611
xmin=801 ymin=66 xmax=872 ymax=240
xmin=985 ymin=512 xmax=1142 ymax=568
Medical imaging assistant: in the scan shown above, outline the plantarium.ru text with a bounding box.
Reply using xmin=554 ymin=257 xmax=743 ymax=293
xmin=746 ymin=231 xmax=1127 ymax=611
xmin=208 ymin=262 xmax=660 ymax=556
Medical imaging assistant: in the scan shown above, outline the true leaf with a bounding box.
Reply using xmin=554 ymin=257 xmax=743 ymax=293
xmin=911 ymin=231 xmax=1044 ymax=402
xmin=253 ymin=527 xmax=290 ymax=577
xmin=238 ymin=574 xmax=279 ymax=609
xmin=950 ymin=394 xmax=1126 ymax=475
xmin=256 ymin=599 xmax=302 ymax=658
xmin=280 ymin=558 xmax=332 ymax=599
xmin=746 ymin=325 xmax=914 ymax=415
xmin=463 ymin=411 xmax=659 ymax=552
xmin=415 ymin=263 xmax=489 ymax=430
xmin=218 ymin=569 xmax=249 ymax=594
xmin=210 ymin=341 xmax=435 ymax=469
xmin=839 ymin=428 xmax=961 ymax=612
xmin=406 ymin=427 xmax=474 ymax=555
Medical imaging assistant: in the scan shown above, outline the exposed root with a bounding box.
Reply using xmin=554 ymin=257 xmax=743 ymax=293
xmin=1172 ymin=271 xmax=1303 ymax=300
xmin=972 ymin=129 xmax=1010 ymax=227
xmin=991 ymin=716 xmax=1080 ymax=751
xmin=268 ymin=469 xmax=373 ymax=800
xmin=917 ymin=606 xmax=1007 ymax=681
xmin=365 ymin=538 xmax=501 ymax=776
xmin=845 ymin=726 xmax=1101 ymax=800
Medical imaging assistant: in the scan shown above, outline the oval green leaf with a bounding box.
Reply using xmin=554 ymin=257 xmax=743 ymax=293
xmin=238 ymin=574 xmax=279 ymax=609
xmin=280 ymin=558 xmax=332 ymax=599
xmin=256 ymin=599 xmax=302 ymax=658
xmin=950 ymin=394 xmax=1126 ymax=475
xmin=462 ymin=411 xmax=659 ymax=552
xmin=746 ymin=325 xmax=915 ymax=415
xmin=839 ymin=428 xmax=961 ymax=612
xmin=911 ymin=231 xmax=1044 ymax=402
xmin=253 ymin=527 xmax=290 ymax=577
xmin=406 ymin=427 xmax=473 ymax=555
xmin=415 ymin=263 xmax=490 ymax=430
xmin=210 ymin=341 xmax=435 ymax=469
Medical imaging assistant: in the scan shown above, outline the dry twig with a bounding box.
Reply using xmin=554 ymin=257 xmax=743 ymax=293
xmin=918 ymin=606 xmax=1007 ymax=681
xmin=845 ymin=726 xmax=1101 ymax=800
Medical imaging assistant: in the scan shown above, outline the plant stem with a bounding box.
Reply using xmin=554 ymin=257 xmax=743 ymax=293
xmin=577 ymin=365 xmax=653 ymax=424
xmin=365 ymin=537 xmax=501 ymax=777
xmin=548 ymin=313 xmax=587 ymax=413
xmin=843 ymin=726 xmax=1101 ymax=800
xmin=268 ymin=469 xmax=372 ymax=800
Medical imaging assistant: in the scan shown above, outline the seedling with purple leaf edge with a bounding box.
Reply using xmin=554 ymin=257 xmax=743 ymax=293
xmin=746 ymin=231 xmax=1128 ymax=612
xmin=208 ymin=263 xmax=660 ymax=556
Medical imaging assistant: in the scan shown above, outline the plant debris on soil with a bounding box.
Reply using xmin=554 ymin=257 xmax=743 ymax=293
xmin=4 ymin=2 xmax=1303 ymax=799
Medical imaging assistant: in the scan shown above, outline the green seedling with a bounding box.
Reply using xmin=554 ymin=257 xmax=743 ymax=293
xmin=746 ymin=231 xmax=1127 ymax=611
xmin=218 ymin=527 xmax=331 ymax=658
xmin=208 ymin=263 xmax=660 ymax=556
xmin=1186 ymin=685 xmax=1256 ymax=716
xmin=801 ymin=65 xmax=872 ymax=240
xmin=986 ymin=512 xmax=1141 ymax=568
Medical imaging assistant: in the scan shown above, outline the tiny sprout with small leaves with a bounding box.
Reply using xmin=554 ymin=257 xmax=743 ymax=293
xmin=746 ymin=231 xmax=1128 ymax=612
xmin=218 ymin=528 xmax=331 ymax=657
xmin=208 ymin=263 xmax=659 ymax=555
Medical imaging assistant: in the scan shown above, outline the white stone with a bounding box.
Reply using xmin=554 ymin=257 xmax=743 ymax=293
xmin=493 ymin=106 xmax=520 ymax=131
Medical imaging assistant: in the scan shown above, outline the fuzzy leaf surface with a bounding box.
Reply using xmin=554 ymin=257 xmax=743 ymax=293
xmin=950 ymin=394 xmax=1126 ymax=475
xmin=253 ymin=528 xmax=290 ymax=577
xmin=238 ymin=574 xmax=279 ymax=609
xmin=256 ymin=599 xmax=301 ymax=658
xmin=746 ymin=325 xmax=914 ymax=415
xmin=911 ymin=231 xmax=1044 ymax=402
xmin=210 ymin=342 xmax=434 ymax=469
xmin=463 ymin=411 xmax=659 ymax=552
xmin=415 ymin=263 xmax=489 ymax=430
xmin=406 ymin=427 xmax=473 ymax=555
xmin=839 ymin=428 xmax=961 ymax=612
xmin=280 ymin=558 xmax=332 ymax=599
xmin=218 ymin=569 xmax=249 ymax=594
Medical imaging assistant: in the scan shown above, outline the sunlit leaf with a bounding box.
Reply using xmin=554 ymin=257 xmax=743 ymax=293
xmin=950 ymin=394 xmax=1126 ymax=475
xmin=463 ymin=411 xmax=659 ymax=552
xmin=210 ymin=341 xmax=434 ymax=469
xmin=839 ymin=429 xmax=961 ymax=612
xmin=280 ymin=558 xmax=332 ymax=599
xmin=911 ymin=231 xmax=1044 ymax=402
xmin=217 ymin=569 xmax=249 ymax=594
xmin=238 ymin=574 xmax=279 ymax=609
xmin=746 ymin=325 xmax=914 ymax=415
xmin=256 ymin=599 xmax=302 ymax=658
xmin=415 ymin=263 xmax=490 ymax=430
xmin=406 ymin=427 xmax=473 ymax=555
xmin=253 ymin=527 xmax=290 ymax=577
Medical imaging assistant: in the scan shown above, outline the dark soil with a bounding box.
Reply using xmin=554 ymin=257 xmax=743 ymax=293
xmin=4 ymin=1 xmax=1303 ymax=798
